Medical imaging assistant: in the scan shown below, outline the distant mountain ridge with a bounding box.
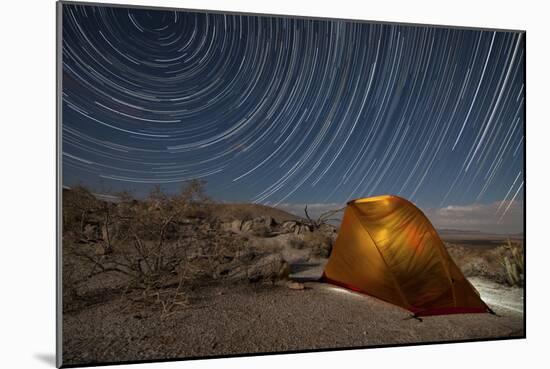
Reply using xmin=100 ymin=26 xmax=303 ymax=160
xmin=207 ymin=203 xmax=302 ymax=223
xmin=62 ymin=186 xmax=301 ymax=223
xmin=62 ymin=187 xmax=523 ymax=237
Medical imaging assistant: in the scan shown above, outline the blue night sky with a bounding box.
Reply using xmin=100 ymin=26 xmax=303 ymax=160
xmin=61 ymin=4 xmax=524 ymax=233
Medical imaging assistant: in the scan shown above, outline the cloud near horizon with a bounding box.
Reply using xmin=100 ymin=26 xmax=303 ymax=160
xmin=425 ymin=200 xmax=523 ymax=234
xmin=276 ymin=200 xmax=523 ymax=234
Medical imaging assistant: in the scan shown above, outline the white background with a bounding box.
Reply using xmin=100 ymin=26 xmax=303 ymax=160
xmin=1 ymin=0 xmax=548 ymax=368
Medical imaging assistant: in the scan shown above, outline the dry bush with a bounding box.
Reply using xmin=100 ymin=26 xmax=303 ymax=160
xmin=64 ymin=180 xmax=213 ymax=296
xmin=500 ymin=239 xmax=524 ymax=287
xmin=303 ymin=205 xmax=344 ymax=230
xmin=63 ymin=185 xmax=120 ymax=255
xmin=62 ymin=180 xmax=295 ymax=316
xmin=446 ymin=240 xmax=525 ymax=285
xmin=109 ymin=180 xmax=211 ymax=284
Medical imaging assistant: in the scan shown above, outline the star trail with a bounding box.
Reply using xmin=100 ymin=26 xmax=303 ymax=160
xmin=61 ymin=4 xmax=524 ymax=228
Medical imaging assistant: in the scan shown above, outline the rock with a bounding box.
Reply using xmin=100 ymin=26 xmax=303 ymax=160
xmin=287 ymin=281 xmax=305 ymax=290
xmin=282 ymin=221 xmax=297 ymax=233
xmin=261 ymin=216 xmax=276 ymax=227
xmin=232 ymin=219 xmax=243 ymax=231
xmin=230 ymin=216 xmax=278 ymax=236
xmin=251 ymin=224 xmax=272 ymax=237
xmin=246 ymin=253 xmax=290 ymax=282
xmin=280 ymin=221 xmax=314 ymax=235
xmin=209 ymin=248 xmax=290 ymax=283
xmin=294 ymin=224 xmax=311 ymax=234
xmin=222 ymin=219 xmax=243 ymax=233
xmin=241 ymin=220 xmax=253 ymax=232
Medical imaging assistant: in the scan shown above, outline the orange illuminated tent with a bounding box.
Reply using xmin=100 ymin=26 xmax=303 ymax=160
xmin=322 ymin=195 xmax=490 ymax=316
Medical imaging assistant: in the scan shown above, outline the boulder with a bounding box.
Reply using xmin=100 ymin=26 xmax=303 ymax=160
xmin=260 ymin=216 xmax=276 ymax=227
xmin=294 ymin=224 xmax=312 ymax=234
xmin=246 ymin=253 xmax=290 ymax=282
xmin=232 ymin=219 xmax=243 ymax=232
xmin=282 ymin=221 xmax=297 ymax=233
xmin=241 ymin=220 xmax=254 ymax=233
xmin=221 ymin=219 xmax=243 ymax=233
xmin=286 ymin=281 xmax=305 ymax=290
xmin=227 ymin=216 xmax=278 ymax=236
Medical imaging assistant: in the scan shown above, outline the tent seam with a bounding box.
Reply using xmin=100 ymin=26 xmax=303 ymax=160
xmin=416 ymin=209 xmax=458 ymax=308
xmin=349 ymin=204 xmax=411 ymax=308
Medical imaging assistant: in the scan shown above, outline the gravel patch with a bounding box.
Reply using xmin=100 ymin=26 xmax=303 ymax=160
xmin=63 ymin=279 xmax=524 ymax=366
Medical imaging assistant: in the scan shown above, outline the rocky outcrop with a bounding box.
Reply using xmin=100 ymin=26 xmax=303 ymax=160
xmin=222 ymin=216 xmax=337 ymax=237
xmin=214 ymin=250 xmax=290 ymax=283
xmin=281 ymin=221 xmax=312 ymax=234
xmin=223 ymin=216 xmax=278 ymax=236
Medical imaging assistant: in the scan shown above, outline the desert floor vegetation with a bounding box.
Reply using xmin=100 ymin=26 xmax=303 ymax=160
xmin=61 ymin=182 xmax=524 ymax=366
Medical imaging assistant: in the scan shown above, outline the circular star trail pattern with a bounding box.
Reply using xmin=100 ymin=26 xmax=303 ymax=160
xmin=62 ymin=4 xmax=524 ymax=215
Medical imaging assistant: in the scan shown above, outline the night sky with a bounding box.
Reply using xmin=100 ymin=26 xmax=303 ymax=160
xmin=61 ymin=4 xmax=524 ymax=232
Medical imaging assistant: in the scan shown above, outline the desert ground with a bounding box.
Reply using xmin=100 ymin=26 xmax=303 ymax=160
xmin=61 ymin=184 xmax=524 ymax=366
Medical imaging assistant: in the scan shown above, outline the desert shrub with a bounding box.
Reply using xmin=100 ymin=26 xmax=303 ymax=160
xmin=64 ymin=180 xmax=214 ymax=289
xmin=500 ymin=239 xmax=524 ymax=287
xmin=63 ymin=186 xmax=117 ymax=254
xmin=63 ymin=186 xmax=101 ymax=234
xmin=62 ymin=180 xmax=295 ymax=316
xmin=110 ymin=181 xmax=212 ymax=283
xmin=303 ymin=205 xmax=344 ymax=230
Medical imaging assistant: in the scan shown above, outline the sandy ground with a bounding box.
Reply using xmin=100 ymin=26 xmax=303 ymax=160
xmin=62 ymin=276 xmax=524 ymax=366
xmin=470 ymin=277 xmax=524 ymax=315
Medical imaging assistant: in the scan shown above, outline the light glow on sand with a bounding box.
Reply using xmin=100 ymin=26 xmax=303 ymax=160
xmin=327 ymin=286 xmax=364 ymax=298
